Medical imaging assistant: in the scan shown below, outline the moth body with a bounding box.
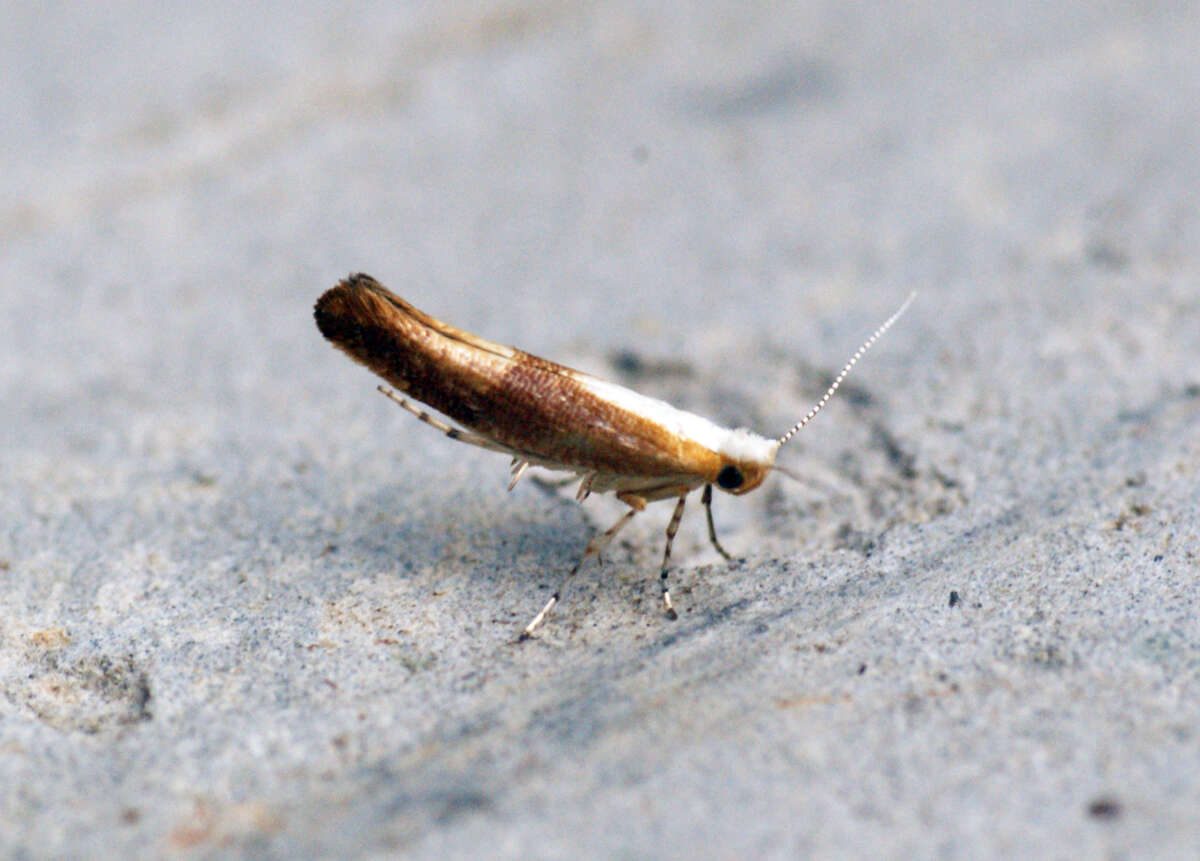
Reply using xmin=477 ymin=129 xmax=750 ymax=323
xmin=314 ymin=273 xmax=913 ymax=637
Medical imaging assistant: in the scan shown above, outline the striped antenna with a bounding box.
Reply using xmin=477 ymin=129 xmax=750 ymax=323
xmin=777 ymin=292 xmax=916 ymax=447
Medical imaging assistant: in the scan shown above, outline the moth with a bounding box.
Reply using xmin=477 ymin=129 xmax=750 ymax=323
xmin=314 ymin=274 xmax=914 ymax=637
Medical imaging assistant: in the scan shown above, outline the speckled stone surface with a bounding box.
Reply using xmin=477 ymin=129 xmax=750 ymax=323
xmin=2 ymin=2 xmax=1198 ymax=857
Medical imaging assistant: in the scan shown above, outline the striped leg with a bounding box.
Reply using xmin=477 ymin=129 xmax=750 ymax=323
xmin=521 ymin=507 xmax=639 ymax=640
xmin=377 ymin=386 xmax=511 ymax=454
xmin=658 ymin=493 xmax=689 ymax=620
xmin=508 ymin=458 xmax=530 ymax=491
xmin=701 ymin=484 xmax=732 ymax=560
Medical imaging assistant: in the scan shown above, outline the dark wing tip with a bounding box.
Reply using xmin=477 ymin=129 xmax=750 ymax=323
xmin=313 ymin=273 xmax=382 ymax=337
xmin=343 ymin=272 xmax=380 ymax=290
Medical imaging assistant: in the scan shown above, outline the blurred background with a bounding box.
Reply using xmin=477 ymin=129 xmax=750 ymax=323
xmin=2 ymin=2 xmax=1198 ymax=857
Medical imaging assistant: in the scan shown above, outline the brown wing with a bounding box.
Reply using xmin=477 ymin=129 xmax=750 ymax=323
xmin=313 ymin=274 xmax=723 ymax=481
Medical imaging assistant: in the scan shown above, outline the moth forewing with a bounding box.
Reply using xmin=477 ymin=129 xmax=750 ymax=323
xmin=314 ymin=273 xmax=913 ymax=637
xmin=569 ymin=374 xmax=781 ymax=493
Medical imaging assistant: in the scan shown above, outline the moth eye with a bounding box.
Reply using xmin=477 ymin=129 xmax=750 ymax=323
xmin=716 ymin=465 xmax=744 ymax=490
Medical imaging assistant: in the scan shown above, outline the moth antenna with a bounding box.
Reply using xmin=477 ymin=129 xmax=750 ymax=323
xmin=777 ymin=292 xmax=916 ymax=447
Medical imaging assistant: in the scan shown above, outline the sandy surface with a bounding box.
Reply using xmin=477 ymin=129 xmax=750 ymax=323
xmin=2 ymin=2 xmax=1198 ymax=857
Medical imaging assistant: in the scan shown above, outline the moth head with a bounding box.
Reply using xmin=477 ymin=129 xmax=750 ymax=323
xmin=711 ymin=431 xmax=779 ymax=496
xmin=713 ymin=459 xmax=771 ymax=495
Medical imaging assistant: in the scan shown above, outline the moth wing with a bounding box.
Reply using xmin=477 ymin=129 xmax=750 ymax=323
xmin=317 ymin=275 xmax=729 ymax=481
xmin=369 ymin=280 xmax=603 ymax=385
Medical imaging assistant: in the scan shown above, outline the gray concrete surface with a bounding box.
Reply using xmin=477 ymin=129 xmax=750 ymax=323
xmin=3 ymin=1 xmax=1198 ymax=857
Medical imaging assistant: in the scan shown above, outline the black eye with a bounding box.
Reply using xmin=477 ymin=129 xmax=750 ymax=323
xmin=716 ymin=465 xmax=744 ymax=490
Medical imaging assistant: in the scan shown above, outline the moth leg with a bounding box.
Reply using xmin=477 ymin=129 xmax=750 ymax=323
xmin=658 ymin=493 xmax=689 ymax=620
xmin=377 ymin=386 xmax=511 ymax=454
xmin=508 ymin=458 xmax=530 ymax=491
xmin=521 ymin=506 xmax=640 ymax=640
xmin=701 ymin=484 xmax=732 ymax=561
xmin=575 ymin=472 xmax=597 ymax=502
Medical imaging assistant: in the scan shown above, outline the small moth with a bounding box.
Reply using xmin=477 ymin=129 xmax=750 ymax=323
xmin=314 ymin=274 xmax=914 ymax=637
